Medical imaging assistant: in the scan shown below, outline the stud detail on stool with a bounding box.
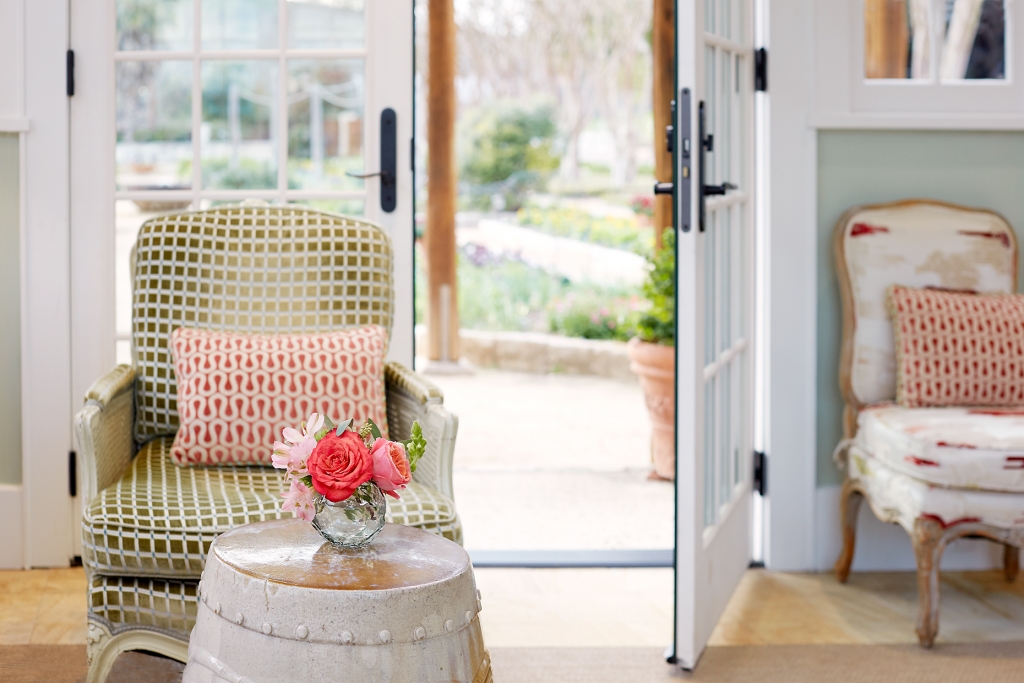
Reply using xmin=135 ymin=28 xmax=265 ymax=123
xmin=296 ymin=625 xmax=308 ymax=640
xmin=378 ymin=630 xmax=391 ymax=644
xmin=444 ymin=619 xmax=454 ymax=633
xmin=235 ymin=613 xmax=244 ymax=626
xmin=213 ymin=602 xmax=221 ymax=615
xmin=262 ymin=623 xmax=273 ymax=635
xmin=465 ymin=611 xmax=473 ymax=624
xmin=341 ymin=630 xmax=353 ymax=644
xmin=414 ymin=627 xmax=425 ymax=641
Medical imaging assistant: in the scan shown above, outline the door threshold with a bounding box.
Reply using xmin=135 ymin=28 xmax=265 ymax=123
xmin=468 ymin=549 xmax=674 ymax=568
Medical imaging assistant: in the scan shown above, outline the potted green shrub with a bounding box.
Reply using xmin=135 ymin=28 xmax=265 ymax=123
xmin=627 ymin=230 xmax=675 ymax=480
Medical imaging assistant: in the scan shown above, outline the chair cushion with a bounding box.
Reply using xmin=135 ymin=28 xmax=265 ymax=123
xmin=847 ymin=445 xmax=1024 ymax=533
xmin=83 ymin=437 xmax=461 ymax=579
xmin=857 ymin=403 xmax=1024 ymax=492
xmin=888 ymin=285 xmax=1024 ymax=408
xmin=170 ymin=325 xmax=388 ymax=466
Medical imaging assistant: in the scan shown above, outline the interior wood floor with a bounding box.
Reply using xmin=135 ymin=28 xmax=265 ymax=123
xmin=2 ymin=567 xmax=1023 ymax=648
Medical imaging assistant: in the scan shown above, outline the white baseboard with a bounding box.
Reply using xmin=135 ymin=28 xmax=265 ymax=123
xmin=814 ymin=485 xmax=1004 ymax=572
xmin=0 ymin=484 xmax=24 ymax=569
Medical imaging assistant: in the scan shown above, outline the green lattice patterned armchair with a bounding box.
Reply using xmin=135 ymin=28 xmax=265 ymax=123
xmin=75 ymin=203 xmax=460 ymax=682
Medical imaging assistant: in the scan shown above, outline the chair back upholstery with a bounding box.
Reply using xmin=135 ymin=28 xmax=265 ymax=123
xmin=131 ymin=202 xmax=394 ymax=442
xmin=834 ymin=200 xmax=1018 ymax=420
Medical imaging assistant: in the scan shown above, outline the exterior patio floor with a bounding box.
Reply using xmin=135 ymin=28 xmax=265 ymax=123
xmin=421 ymin=367 xmax=675 ymax=551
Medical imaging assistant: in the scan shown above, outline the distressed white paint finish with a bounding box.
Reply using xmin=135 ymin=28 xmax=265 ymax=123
xmin=183 ymin=522 xmax=490 ymax=683
xmin=815 ymin=483 xmax=1005 ymax=572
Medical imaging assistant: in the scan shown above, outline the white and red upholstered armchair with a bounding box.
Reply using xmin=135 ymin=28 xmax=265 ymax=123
xmin=832 ymin=199 xmax=1024 ymax=647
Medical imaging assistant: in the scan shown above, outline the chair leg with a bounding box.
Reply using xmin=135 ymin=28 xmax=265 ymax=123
xmin=834 ymin=479 xmax=862 ymax=583
xmin=86 ymin=619 xmax=188 ymax=683
xmin=912 ymin=517 xmax=946 ymax=648
xmin=1005 ymin=544 xmax=1020 ymax=583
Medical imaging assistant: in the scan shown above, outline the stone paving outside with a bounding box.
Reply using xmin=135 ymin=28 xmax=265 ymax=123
xmin=421 ymin=367 xmax=675 ymax=551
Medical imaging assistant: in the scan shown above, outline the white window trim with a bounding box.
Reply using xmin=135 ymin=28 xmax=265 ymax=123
xmin=814 ymin=0 xmax=1024 ymax=128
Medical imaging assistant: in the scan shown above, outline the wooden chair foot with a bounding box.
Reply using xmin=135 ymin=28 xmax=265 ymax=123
xmin=912 ymin=517 xmax=946 ymax=648
xmin=1005 ymin=544 xmax=1019 ymax=583
xmin=834 ymin=480 xmax=862 ymax=583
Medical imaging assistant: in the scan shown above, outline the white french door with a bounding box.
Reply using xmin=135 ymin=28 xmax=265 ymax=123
xmin=674 ymin=0 xmax=756 ymax=669
xmin=67 ymin=0 xmax=413 ymax=555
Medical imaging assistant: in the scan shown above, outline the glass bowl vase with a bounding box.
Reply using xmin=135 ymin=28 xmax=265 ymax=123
xmin=311 ymin=482 xmax=387 ymax=548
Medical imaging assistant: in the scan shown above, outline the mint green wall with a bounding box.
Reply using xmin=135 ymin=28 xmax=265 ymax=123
xmin=817 ymin=131 xmax=1024 ymax=488
xmin=0 ymin=134 xmax=20 ymax=485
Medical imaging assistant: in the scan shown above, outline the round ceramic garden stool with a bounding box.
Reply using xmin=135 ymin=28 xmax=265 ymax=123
xmin=182 ymin=519 xmax=492 ymax=683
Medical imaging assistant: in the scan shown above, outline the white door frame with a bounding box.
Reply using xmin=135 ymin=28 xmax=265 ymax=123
xmin=13 ymin=0 xmax=76 ymax=568
xmin=759 ymin=0 xmax=818 ymax=572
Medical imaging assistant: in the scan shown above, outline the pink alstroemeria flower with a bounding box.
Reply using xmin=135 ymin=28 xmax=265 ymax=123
xmin=282 ymin=477 xmax=316 ymax=522
xmin=272 ymin=412 xmax=325 ymax=476
xmin=282 ymin=412 xmax=325 ymax=444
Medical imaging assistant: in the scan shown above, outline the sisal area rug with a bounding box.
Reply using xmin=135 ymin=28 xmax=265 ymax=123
xmin=3 ymin=643 xmax=1023 ymax=682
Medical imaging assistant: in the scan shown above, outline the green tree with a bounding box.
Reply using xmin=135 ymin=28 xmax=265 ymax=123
xmin=461 ymin=106 xmax=560 ymax=210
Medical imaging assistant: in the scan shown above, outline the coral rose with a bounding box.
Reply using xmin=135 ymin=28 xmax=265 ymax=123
xmin=370 ymin=438 xmax=412 ymax=499
xmin=306 ymin=430 xmax=373 ymax=503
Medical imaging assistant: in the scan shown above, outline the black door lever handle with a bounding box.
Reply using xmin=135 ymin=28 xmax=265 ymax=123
xmin=346 ymin=170 xmax=394 ymax=182
xmin=703 ymin=181 xmax=737 ymax=196
xmin=654 ymin=182 xmax=674 ymax=195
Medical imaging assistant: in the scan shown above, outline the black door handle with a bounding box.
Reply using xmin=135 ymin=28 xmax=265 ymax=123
xmin=346 ymin=170 xmax=393 ymax=181
xmin=345 ymin=108 xmax=397 ymax=212
xmin=654 ymin=182 xmax=674 ymax=195
xmin=703 ymin=182 xmax=737 ymax=196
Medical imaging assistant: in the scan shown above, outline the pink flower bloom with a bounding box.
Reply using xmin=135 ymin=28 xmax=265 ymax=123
xmin=282 ymin=478 xmax=316 ymax=522
xmin=271 ymin=435 xmax=315 ymax=477
xmin=370 ymin=438 xmax=411 ymax=499
xmin=282 ymin=412 xmax=325 ymax=444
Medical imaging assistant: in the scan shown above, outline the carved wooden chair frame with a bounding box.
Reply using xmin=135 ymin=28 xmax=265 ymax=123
xmin=831 ymin=198 xmax=1023 ymax=647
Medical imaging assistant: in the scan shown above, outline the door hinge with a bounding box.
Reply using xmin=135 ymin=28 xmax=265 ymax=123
xmin=69 ymin=450 xmax=77 ymax=497
xmin=753 ymin=450 xmax=767 ymax=496
xmin=754 ymin=47 xmax=767 ymax=92
xmin=66 ymin=49 xmax=75 ymax=97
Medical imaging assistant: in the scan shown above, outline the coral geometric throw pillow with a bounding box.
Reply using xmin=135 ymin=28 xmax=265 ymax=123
xmin=887 ymin=285 xmax=1024 ymax=408
xmin=169 ymin=326 xmax=388 ymax=466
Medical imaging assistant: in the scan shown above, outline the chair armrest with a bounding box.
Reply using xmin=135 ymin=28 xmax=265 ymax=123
xmin=384 ymin=362 xmax=457 ymax=500
xmin=75 ymin=365 xmax=136 ymax=505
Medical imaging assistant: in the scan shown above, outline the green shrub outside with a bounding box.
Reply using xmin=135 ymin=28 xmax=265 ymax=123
xmin=461 ymin=106 xmax=560 ymax=211
xmin=636 ymin=229 xmax=675 ymax=345
xmin=415 ymin=244 xmax=644 ymax=339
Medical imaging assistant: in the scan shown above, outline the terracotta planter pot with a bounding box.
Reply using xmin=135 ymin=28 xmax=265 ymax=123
xmin=627 ymin=338 xmax=675 ymax=480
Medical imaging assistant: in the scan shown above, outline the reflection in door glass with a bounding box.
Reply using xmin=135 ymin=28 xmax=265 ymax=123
xmin=202 ymin=0 xmax=279 ymax=50
xmin=116 ymin=61 xmax=192 ymax=191
xmin=288 ymin=0 xmax=365 ymax=49
xmin=287 ymin=60 xmax=366 ymax=191
xmin=117 ymin=0 xmax=193 ymax=51
xmin=865 ymin=0 xmax=1004 ymax=79
xmin=200 ymin=61 xmax=278 ymax=190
